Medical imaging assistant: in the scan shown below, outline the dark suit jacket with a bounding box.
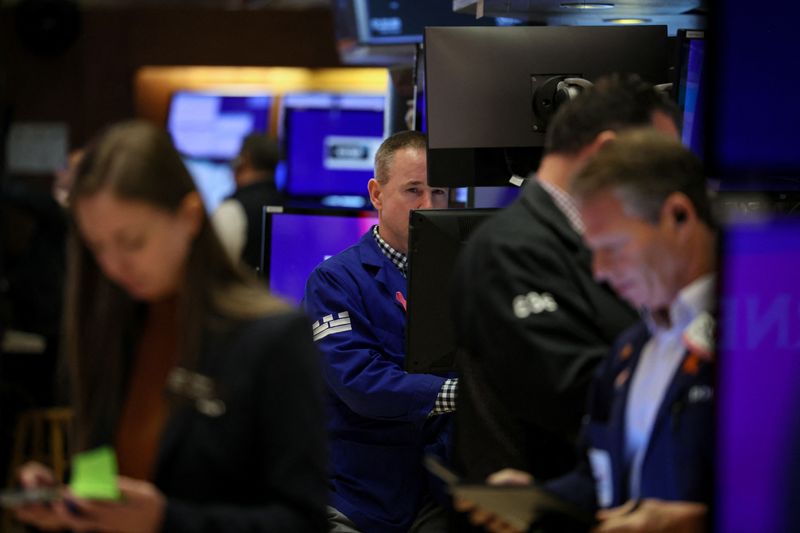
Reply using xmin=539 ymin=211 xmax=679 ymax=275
xmin=229 ymin=180 xmax=285 ymax=272
xmin=134 ymin=309 xmax=327 ymax=532
xmin=547 ymin=321 xmax=715 ymax=511
xmin=453 ymin=181 xmax=638 ymax=482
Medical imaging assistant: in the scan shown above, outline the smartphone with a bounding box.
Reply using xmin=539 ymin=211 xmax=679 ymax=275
xmin=0 ymin=487 xmax=60 ymax=508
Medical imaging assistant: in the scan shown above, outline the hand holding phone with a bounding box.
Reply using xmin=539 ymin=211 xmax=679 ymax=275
xmin=0 ymin=487 xmax=60 ymax=508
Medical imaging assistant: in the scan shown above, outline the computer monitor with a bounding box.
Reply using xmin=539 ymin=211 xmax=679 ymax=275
xmin=167 ymin=91 xmax=272 ymax=160
xmin=716 ymin=216 xmax=800 ymax=532
xmin=406 ymin=208 xmax=497 ymax=374
xmin=280 ymin=92 xmax=385 ymax=202
xmin=262 ymin=207 xmax=378 ymax=304
xmin=424 ymin=25 xmax=669 ymax=187
xmin=673 ymin=29 xmax=705 ymax=158
xmin=331 ymin=0 xmax=518 ymax=64
xmin=709 ymin=6 xmax=800 ymax=189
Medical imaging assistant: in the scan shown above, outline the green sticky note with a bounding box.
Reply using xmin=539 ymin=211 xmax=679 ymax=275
xmin=69 ymin=446 xmax=121 ymax=500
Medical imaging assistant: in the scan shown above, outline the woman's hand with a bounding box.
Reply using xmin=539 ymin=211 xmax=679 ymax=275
xmin=14 ymin=470 xmax=166 ymax=533
xmin=59 ymin=476 xmax=166 ymax=533
xmin=13 ymin=461 xmax=66 ymax=531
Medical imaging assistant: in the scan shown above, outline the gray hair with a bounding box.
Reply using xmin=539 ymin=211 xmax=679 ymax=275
xmin=571 ymin=128 xmax=714 ymax=228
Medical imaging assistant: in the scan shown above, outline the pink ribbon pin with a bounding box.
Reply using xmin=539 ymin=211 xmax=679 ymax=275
xmin=395 ymin=291 xmax=407 ymax=312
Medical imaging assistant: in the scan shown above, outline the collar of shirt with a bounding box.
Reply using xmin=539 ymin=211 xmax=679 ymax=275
xmin=537 ymin=178 xmax=585 ymax=235
xmin=372 ymin=225 xmax=408 ymax=277
xmin=643 ymin=273 xmax=717 ymax=335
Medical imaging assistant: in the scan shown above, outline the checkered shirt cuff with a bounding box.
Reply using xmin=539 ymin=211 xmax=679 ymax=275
xmin=429 ymin=378 xmax=458 ymax=416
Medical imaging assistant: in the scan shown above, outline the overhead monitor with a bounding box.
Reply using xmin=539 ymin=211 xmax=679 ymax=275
xmin=167 ymin=91 xmax=272 ymax=160
xmin=716 ymin=216 xmax=800 ymax=533
xmin=280 ymin=92 xmax=385 ymax=201
xmin=351 ymin=0 xmax=507 ymax=45
xmin=406 ymin=208 xmax=497 ymax=374
xmin=424 ymin=25 xmax=668 ymax=187
xmin=331 ymin=0 xmax=519 ymax=64
xmin=262 ymin=207 xmax=378 ymax=304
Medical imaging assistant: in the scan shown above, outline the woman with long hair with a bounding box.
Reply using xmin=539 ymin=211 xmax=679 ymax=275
xmin=14 ymin=120 xmax=328 ymax=532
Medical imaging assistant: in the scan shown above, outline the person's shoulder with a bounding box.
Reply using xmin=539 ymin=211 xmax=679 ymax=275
xmin=230 ymin=307 xmax=310 ymax=346
xmin=465 ymin=200 xmax=557 ymax=265
xmin=310 ymin=234 xmax=372 ymax=278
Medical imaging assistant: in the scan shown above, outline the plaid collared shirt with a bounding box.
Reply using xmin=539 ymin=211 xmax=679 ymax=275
xmin=372 ymin=225 xmax=408 ymax=277
xmin=430 ymin=378 xmax=458 ymax=416
xmin=538 ymin=179 xmax=585 ymax=235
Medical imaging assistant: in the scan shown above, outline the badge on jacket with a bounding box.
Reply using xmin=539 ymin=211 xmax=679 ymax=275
xmin=312 ymin=311 xmax=353 ymax=341
xmin=588 ymin=448 xmax=613 ymax=508
xmin=512 ymin=291 xmax=558 ymax=319
xmin=167 ymin=367 xmax=226 ymax=417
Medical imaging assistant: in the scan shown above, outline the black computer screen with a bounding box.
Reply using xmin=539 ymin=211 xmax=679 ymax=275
xmin=406 ymin=208 xmax=496 ymax=374
xmin=424 ymin=25 xmax=668 ymax=187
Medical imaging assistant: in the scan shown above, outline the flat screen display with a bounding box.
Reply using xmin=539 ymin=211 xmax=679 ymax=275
xmin=350 ymin=0 xmax=512 ymax=45
xmin=265 ymin=209 xmax=378 ymax=304
xmin=281 ymin=93 xmax=385 ymax=198
xmin=716 ymin=217 xmax=800 ymax=532
xmin=167 ymin=92 xmax=272 ymax=160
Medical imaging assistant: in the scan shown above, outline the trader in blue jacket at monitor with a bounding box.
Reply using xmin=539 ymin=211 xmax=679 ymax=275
xmin=303 ymin=130 xmax=456 ymax=533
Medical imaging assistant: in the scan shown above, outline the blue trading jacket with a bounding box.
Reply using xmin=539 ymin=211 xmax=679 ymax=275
xmin=548 ymin=321 xmax=715 ymax=512
xmin=303 ymin=229 xmax=449 ymax=533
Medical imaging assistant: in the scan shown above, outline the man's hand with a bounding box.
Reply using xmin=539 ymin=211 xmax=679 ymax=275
xmin=486 ymin=468 xmax=534 ymax=486
xmin=593 ymin=499 xmax=707 ymax=533
xmin=453 ymin=468 xmax=534 ymax=533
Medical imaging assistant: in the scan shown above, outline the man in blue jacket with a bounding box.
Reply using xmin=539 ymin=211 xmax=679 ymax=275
xmin=303 ymin=131 xmax=455 ymax=533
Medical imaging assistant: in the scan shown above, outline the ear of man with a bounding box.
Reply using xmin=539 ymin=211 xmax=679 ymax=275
xmin=368 ymin=178 xmax=383 ymax=211
xmin=660 ymin=192 xmax=696 ymax=242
